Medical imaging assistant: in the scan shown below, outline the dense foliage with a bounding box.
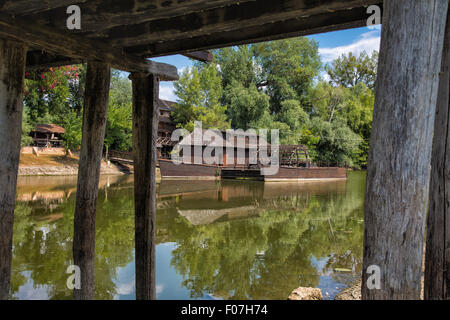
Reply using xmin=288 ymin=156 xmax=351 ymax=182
xmin=173 ymin=39 xmax=377 ymax=168
xmin=22 ymin=66 xmax=133 ymax=153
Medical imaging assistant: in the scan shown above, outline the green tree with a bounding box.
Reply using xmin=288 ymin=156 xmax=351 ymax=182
xmin=224 ymin=81 xmax=270 ymax=129
xmin=61 ymin=110 xmax=82 ymax=151
xmin=104 ymin=71 xmax=133 ymax=152
xmin=308 ymin=117 xmax=362 ymax=168
xmin=173 ymin=64 xmax=230 ymax=131
xmin=24 ymin=65 xmax=82 ymax=123
xmin=325 ymin=51 xmax=378 ymax=90
xmin=252 ymin=38 xmax=321 ymax=113
xmin=21 ymin=108 xmax=33 ymax=147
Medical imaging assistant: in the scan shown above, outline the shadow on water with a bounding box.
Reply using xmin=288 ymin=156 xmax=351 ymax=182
xmin=10 ymin=171 xmax=365 ymax=300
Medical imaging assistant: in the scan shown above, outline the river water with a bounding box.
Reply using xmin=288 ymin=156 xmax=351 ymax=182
xmin=10 ymin=171 xmax=365 ymax=300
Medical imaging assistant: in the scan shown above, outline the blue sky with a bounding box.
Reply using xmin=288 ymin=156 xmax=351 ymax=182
xmin=153 ymin=26 xmax=381 ymax=101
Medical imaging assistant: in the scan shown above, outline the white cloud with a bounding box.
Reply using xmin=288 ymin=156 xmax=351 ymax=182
xmin=116 ymin=279 xmax=135 ymax=295
xmin=159 ymin=83 xmax=177 ymax=101
xmin=156 ymin=284 xmax=164 ymax=295
xmin=319 ymin=30 xmax=381 ymax=63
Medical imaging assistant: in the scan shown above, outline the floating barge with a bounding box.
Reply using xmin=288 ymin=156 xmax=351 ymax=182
xmin=160 ymin=159 xmax=347 ymax=182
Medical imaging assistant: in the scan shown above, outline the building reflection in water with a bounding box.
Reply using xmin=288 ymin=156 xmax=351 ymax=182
xmin=9 ymin=172 xmax=365 ymax=300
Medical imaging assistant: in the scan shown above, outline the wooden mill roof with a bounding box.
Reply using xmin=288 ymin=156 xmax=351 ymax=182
xmin=0 ymin=1 xmax=382 ymax=81
xmin=33 ymin=124 xmax=65 ymax=134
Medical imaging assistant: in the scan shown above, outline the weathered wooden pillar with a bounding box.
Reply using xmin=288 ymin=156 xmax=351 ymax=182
xmin=130 ymin=73 xmax=160 ymax=300
xmin=362 ymin=0 xmax=448 ymax=300
xmin=0 ymin=39 xmax=27 ymax=301
xmin=73 ymin=62 xmax=110 ymax=300
xmin=425 ymin=10 xmax=450 ymax=300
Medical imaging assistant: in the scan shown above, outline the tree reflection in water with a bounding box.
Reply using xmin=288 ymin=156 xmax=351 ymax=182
xmin=10 ymin=172 xmax=365 ymax=300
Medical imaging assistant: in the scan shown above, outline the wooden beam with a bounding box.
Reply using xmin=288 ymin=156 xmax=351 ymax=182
xmin=0 ymin=13 xmax=178 ymax=80
xmin=0 ymin=0 xmax=86 ymax=15
xmin=28 ymin=0 xmax=251 ymax=33
xmin=362 ymin=0 xmax=448 ymax=300
xmin=25 ymin=50 xmax=212 ymax=70
xmin=73 ymin=61 xmax=110 ymax=300
xmin=131 ymin=72 xmax=159 ymax=300
xmin=127 ymin=6 xmax=376 ymax=57
xmin=26 ymin=51 xmax=83 ymax=71
xmin=108 ymin=0 xmax=381 ymax=47
xmin=0 ymin=39 xmax=27 ymax=300
xmin=182 ymin=51 xmax=213 ymax=63
xmin=425 ymin=10 xmax=450 ymax=300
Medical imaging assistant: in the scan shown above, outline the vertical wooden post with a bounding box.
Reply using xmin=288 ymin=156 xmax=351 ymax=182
xmin=0 ymin=39 xmax=26 ymax=301
xmin=73 ymin=61 xmax=110 ymax=300
xmin=130 ymin=73 xmax=160 ymax=300
xmin=362 ymin=0 xmax=448 ymax=300
xmin=425 ymin=11 xmax=450 ymax=300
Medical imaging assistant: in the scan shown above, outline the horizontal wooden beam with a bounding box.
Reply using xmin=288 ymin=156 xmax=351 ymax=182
xmin=26 ymin=51 xmax=83 ymax=71
xmin=0 ymin=0 xmax=86 ymax=15
xmin=0 ymin=13 xmax=178 ymax=81
xmin=128 ymin=5 xmax=379 ymax=57
xmin=182 ymin=51 xmax=213 ymax=63
xmin=26 ymin=1 xmax=250 ymax=33
xmin=108 ymin=0 xmax=381 ymax=47
xmin=25 ymin=50 xmax=213 ymax=70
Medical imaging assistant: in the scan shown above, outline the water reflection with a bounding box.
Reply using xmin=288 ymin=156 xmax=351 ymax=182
xmin=10 ymin=172 xmax=365 ymax=300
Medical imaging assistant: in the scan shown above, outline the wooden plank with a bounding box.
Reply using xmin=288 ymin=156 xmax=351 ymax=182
xmin=28 ymin=0 xmax=251 ymax=32
xmin=26 ymin=51 xmax=83 ymax=71
xmin=425 ymin=10 xmax=450 ymax=300
xmin=127 ymin=6 xmax=375 ymax=57
xmin=0 ymin=0 xmax=86 ymax=15
xmin=362 ymin=0 xmax=448 ymax=300
xmin=182 ymin=51 xmax=213 ymax=63
xmin=131 ymin=72 xmax=160 ymax=300
xmin=0 ymin=13 xmax=179 ymax=80
xmin=25 ymin=50 xmax=212 ymax=70
xmin=73 ymin=61 xmax=110 ymax=300
xmin=108 ymin=0 xmax=381 ymax=47
xmin=0 ymin=39 xmax=27 ymax=301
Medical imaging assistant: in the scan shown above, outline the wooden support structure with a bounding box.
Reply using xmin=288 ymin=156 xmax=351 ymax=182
xmin=73 ymin=62 xmax=110 ymax=300
xmin=3 ymin=0 xmax=450 ymax=301
xmin=131 ymin=5 xmax=376 ymax=58
xmin=1 ymin=1 xmax=382 ymax=66
xmin=425 ymin=11 xmax=450 ymax=300
xmin=0 ymin=39 xmax=27 ymax=301
xmin=130 ymin=73 xmax=160 ymax=300
xmin=362 ymin=0 xmax=448 ymax=300
xmin=0 ymin=13 xmax=178 ymax=81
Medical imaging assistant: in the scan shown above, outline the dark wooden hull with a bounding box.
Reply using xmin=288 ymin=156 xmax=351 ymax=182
xmin=159 ymin=159 xmax=220 ymax=180
xmin=160 ymin=159 xmax=347 ymax=181
xmin=263 ymin=166 xmax=347 ymax=182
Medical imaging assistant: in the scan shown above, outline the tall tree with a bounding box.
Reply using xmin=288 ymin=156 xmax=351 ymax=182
xmin=224 ymin=81 xmax=270 ymax=130
xmin=173 ymin=64 xmax=230 ymax=131
xmin=253 ymin=38 xmax=321 ymax=114
xmin=325 ymin=51 xmax=378 ymax=90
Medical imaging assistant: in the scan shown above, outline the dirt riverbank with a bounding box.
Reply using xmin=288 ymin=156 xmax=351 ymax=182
xmin=19 ymin=154 xmax=125 ymax=176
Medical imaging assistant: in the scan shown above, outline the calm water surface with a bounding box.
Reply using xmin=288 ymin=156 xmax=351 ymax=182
xmin=11 ymin=171 xmax=365 ymax=300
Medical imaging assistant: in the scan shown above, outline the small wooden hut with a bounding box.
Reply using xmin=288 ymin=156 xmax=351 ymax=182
xmin=30 ymin=124 xmax=65 ymax=148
